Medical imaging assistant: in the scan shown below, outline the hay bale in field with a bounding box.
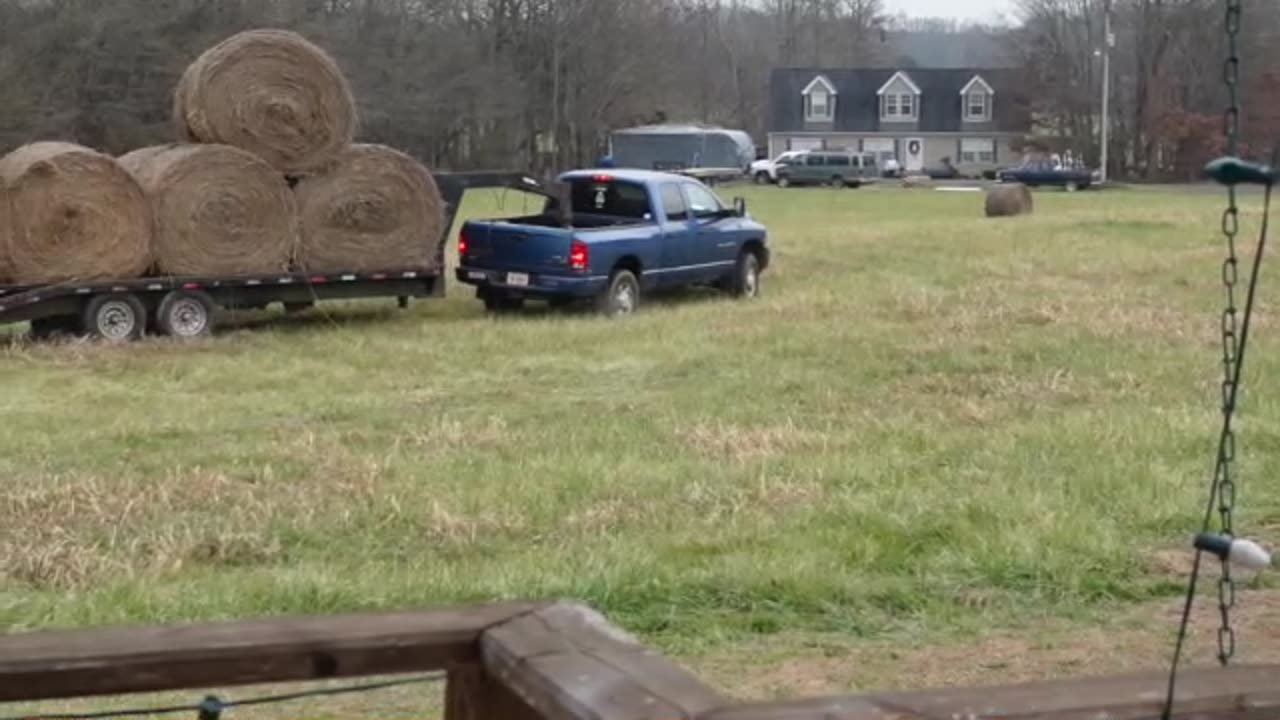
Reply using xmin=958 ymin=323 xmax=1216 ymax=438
xmin=119 ymin=143 xmax=298 ymax=276
xmin=293 ymin=144 xmax=444 ymax=274
xmin=0 ymin=181 xmax=11 ymax=283
xmin=174 ymin=29 xmax=357 ymax=175
xmin=985 ymin=183 xmax=1034 ymax=218
xmin=0 ymin=142 xmax=151 ymax=285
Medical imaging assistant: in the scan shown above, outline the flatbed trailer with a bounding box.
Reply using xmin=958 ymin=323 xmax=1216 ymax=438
xmin=0 ymin=171 xmax=545 ymax=342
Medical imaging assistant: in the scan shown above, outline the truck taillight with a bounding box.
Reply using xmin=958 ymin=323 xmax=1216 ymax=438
xmin=458 ymin=229 xmax=470 ymax=258
xmin=569 ymin=240 xmax=589 ymax=272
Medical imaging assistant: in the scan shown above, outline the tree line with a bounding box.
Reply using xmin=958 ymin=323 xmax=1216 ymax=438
xmin=0 ymin=0 xmax=1276 ymax=180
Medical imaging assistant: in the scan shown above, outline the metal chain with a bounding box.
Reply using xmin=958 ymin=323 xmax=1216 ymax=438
xmin=1214 ymin=0 xmax=1244 ymax=666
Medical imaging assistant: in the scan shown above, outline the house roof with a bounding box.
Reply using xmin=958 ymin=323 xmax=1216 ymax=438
xmin=801 ymin=75 xmax=838 ymax=95
xmin=959 ymin=74 xmax=995 ymax=95
xmin=769 ymin=67 xmax=1029 ymax=134
xmin=876 ymin=71 xmax=922 ymax=95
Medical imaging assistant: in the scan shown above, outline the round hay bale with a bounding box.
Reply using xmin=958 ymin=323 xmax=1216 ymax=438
xmin=0 ymin=142 xmax=151 ymax=285
xmin=174 ymin=29 xmax=357 ymax=175
xmin=985 ymin=183 xmax=1034 ymax=218
xmin=119 ymin=143 xmax=298 ymax=276
xmin=294 ymin=144 xmax=444 ymax=274
xmin=0 ymin=180 xmax=12 ymax=283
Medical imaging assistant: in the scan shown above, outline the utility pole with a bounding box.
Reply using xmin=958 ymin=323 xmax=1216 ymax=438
xmin=1100 ymin=0 xmax=1113 ymax=183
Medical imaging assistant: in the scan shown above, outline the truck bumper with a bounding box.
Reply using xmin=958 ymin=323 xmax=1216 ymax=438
xmin=456 ymin=267 xmax=608 ymax=299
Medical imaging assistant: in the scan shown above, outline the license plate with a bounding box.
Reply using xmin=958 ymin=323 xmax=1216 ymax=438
xmin=506 ymin=272 xmax=530 ymax=287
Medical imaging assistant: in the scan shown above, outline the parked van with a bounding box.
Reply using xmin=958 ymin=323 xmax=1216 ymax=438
xmin=775 ymin=151 xmax=878 ymax=188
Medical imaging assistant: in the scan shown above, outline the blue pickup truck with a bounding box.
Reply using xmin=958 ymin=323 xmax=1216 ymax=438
xmin=456 ymin=170 xmax=770 ymax=316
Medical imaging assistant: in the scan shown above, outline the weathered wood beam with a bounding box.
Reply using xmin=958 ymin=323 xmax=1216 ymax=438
xmin=699 ymin=664 xmax=1280 ymax=720
xmin=0 ymin=601 xmax=545 ymax=702
xmin=481 ymin=601 xmax=729 ymax=720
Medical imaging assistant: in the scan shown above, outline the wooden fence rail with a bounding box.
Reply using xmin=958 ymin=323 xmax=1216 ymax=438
xmin=1 ymin=600 xmax=1277 ymax=720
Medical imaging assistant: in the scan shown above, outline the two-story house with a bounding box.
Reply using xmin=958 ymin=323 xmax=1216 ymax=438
xmin=767 ymin=67 xmax=1031 ymax=176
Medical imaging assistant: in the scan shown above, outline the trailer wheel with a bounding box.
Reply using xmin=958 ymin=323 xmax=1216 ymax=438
xmin=156 ymin=290 xmax=215 ymax=339
xmin=83 ymin=293 xmax=146 ymax=343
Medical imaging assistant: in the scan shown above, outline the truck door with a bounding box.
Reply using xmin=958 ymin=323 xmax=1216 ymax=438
xmin=657 ymin=182 xmax=697 ymax=287
xmin=682 ymin=182 xmax=738 ymax=282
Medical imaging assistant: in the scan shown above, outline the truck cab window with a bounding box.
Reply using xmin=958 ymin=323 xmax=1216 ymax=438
xmin=682 ymin=184 xmax=723 ymax=219
xmin=660 ymin=183 xmax=688 ymax=221
xmin=570 ymin=180 xmax=651 ymax=220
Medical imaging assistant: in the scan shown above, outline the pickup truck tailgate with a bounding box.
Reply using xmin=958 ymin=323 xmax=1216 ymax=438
xmin=465 ymin=222 xmax=571 ymax=274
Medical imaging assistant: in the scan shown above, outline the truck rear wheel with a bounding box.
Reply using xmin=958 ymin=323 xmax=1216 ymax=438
xmin=156 ymin=290 xmax=215 ymax=339
xmin=83 ymin=293 xmax=147 ymax=343
xmin=596 ymin=269 xmax=640 ymax=317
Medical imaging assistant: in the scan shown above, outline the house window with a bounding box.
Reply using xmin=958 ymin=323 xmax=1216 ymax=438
xmin=882 ymin=93 xmax=916 ymax=120
xmin=965 ymin=92 xmax=990 ymax=121
xmin=960 ymin=138 xmax=996 ymax=164
xmin=805 ymin=90 xmax=833 ymax=121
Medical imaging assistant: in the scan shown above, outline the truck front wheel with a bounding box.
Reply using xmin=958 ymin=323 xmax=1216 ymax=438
xmin=728 ymin=250 xmax=761 ymax=299
xmin=596 ymin=269 xmax=640 ymax=317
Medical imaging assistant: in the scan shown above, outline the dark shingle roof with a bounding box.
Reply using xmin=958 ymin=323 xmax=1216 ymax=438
xmin=769 ymin=68 xmax=1030 ymax=134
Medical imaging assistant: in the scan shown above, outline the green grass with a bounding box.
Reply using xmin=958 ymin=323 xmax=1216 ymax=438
xmin=3 ymin=183 xmax=1280 ymax=710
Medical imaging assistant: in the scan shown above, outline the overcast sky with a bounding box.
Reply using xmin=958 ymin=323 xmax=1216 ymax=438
xmin=885 ymin=0 xmax=1016 ymax=23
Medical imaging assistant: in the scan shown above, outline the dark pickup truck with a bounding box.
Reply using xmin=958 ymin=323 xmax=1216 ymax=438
xmin=998 ymin=160 xmax=1096 ymax=191
xmin=456 ymin=169 xmax=770 ymax=316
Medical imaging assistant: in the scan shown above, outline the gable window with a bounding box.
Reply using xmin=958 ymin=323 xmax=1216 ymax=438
xmin=881 ymin=93 xmax=915 ymax=120
xmin=802 ymin=75 xmax=837 ymax=123
xmin=806 ymin=91 xmax=832 ymax=121
xmin=961 ymin=75 xmax=995 ymax=122
xmin=966 ymin=92 xmax=989 ymax=120
xmin=876 ymin=71 xmax=921 ymax=122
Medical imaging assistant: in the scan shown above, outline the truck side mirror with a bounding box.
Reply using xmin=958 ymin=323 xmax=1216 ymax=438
xmin=733 ymin=197 xmax=747 ymax=217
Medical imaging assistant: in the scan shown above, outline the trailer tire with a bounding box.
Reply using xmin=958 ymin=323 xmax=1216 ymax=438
xmin=156 ymin=290 xmax=216 ymax=339
xmin=83 ymin=293 xmax=147 ymax=343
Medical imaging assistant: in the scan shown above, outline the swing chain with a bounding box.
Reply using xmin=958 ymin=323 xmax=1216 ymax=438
xmin=1213 ymin=0 xmax=1244 ymax=667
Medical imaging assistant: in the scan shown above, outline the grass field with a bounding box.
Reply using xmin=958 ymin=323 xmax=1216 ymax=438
xmin=3 ymin=182 xmax=1280 ymax=717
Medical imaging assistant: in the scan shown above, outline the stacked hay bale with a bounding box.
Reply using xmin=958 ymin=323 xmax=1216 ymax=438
xmin=170 ymin=28 xmax=446 ymax=275
xmin=119 ymin=144 xmax=297 ymax=276
xmin=294 ymin=144 xmax=445 ymax=273
xmin=985 ymin=183 xmax=1034 ymax=218
xmin=0 ymin=142 xmax=152 ymax=284
xmin=0 ymin=28 xmax=446 ymax=286
xmin=173 ymin=29 xmax=357 ymax=177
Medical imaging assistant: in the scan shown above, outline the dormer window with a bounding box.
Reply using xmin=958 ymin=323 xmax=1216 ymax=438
xmin=802 ymin=75 xmax=837 ymax=122
xmin=961 ymin=75 xmax=994 ymax=122
xmin=877 ymin=71 xmax=921 ymax=122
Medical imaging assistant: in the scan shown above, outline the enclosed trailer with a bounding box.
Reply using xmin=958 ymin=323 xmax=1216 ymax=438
xmin=608 ymin=125 xmax=754 ymax=181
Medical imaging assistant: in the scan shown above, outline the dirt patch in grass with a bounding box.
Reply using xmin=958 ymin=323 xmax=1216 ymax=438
xmin=681 ymin=421 xmax=831 ymax=463
xmin=696 ymin=588 xmax=1280 ymax=701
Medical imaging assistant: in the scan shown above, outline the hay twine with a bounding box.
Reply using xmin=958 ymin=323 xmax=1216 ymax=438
xmin=119 ymin=143 xmax=298 ymax=276
xmin=174 ymin=29 xmax=357 ymax=175
xmin=293 ymin=144 xmax=445 ymax=274
xmin=0 ymin=142 xmax=152 ymax=285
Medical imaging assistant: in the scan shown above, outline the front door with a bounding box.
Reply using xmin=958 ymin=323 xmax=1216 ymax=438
xmin=683 ymin=182 xmax=737 ymax=282
xmin=904 ymin=138 xmax=925 ymax=173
